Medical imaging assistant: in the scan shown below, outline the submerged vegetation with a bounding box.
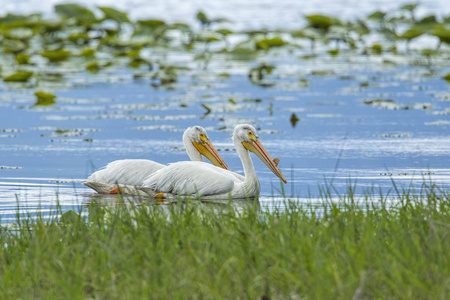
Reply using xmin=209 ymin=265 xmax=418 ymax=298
xmin=0 ymin=183 xmax=449 ymax=298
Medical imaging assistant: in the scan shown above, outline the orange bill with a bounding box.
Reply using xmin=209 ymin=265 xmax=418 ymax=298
xmin=108 ymin=187 xmax=122 ymax=194
xmin=242 ymin=139 xmax=287 ymax=184
xmin=192 ymin=141 xmax=229 ymax=170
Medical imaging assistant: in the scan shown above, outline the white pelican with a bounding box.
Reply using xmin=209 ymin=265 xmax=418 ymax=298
xmin=141 ymin=124 xmax=286 ymax=199
xmin=83 ymin=126 xmax=228 ymax=193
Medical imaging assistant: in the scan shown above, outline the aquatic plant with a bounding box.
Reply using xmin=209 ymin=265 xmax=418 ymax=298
xmin=0 ymin=183 xmax=449 ymax=298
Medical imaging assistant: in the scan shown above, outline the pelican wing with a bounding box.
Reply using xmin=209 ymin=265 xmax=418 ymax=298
xmin=143 ymin=161 xmax=238 ymax=196
xmin=85 ymin=159 xmax=165 ymax=188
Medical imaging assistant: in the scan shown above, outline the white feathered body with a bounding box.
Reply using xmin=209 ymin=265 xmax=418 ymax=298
xmin=143 ymin=161 xmax=257 ymax=199
xmin=140 ymin=124 xmax=286 ymax=200
xmin=84 ymin=159 xmax=165 ymax=193
xmin=83 ymin=126 xmax=228 ymax=194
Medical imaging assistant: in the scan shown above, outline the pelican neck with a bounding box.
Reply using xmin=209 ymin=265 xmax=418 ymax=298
xmin=234 ymin=136 xmax=258 ymax=185
xmin=183 ymin=134 xmax=203 ymax=161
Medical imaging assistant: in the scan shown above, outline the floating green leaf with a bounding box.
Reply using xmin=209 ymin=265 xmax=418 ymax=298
xmin=55 ymin=4 xmax=96 ymax=22
xmin=195 ymin=33 xmax=221 ymax=43
xmin=15 ymin=53 xmax=30 ymax=65
xmin=41 ymin=49 xmax=71 ymax=62
xmin=81 ymin=48 xmax=96 ymax=58
xmin=137 ymin=19 xmax=166 ymax=28
xmin=400 ymin=3 xmax=419 ymax=12
xmin=255 ymin=37 xmax=287 ymax=50
xmin=398 ymin=26 xmax=426 ymax=40
xmin=86 ymin=61 xmax=101 ymax=73
xmin=195 ymin=11 xmax=228 ymax=27
xmin=98 ymin=6 xmax=130 ymax=23
xmin=298 ymin=78 xmax=310 ymax=87
xmin=217 ymin=72 xmax=230 ymax=79
xmin=67 ymin=32 xmax=90 ymax=43
xmin=196 ymin=11 xmax=209 ymax=26
xmin=305 ymin=14 xmax=340 ymax=31
xmin=370 ymin=44 xmax=383 ymax=54
xmin=443 ymin=73 xmax=450 ymax=83
xmin=3 ymin=71 xmax=33 ymax=82
xmin=416 ymin=15 xmax=437 ymax=25
xmin=328 ymin=49 xmax=339 ymax=56
xmin=432 ymin=24 xmax=450 ymax=45
xmin=367 ymin=11 xmax=386 ymax=22
xmin=291 ymin=28 xmax=322 ymax=42
xmin=0 ymin=13 xmax=30 ymax=24
xmin=34 ymin=90 xmax=57 ymax=106
xmin=360 ymin=81 xmax=370 ymax=87
xmin=216 ymin=29 xmax=233 ymax=36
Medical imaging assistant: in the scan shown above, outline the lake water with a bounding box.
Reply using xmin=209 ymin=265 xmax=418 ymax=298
xmin=1 ymin=0 xmax=450 ymax=221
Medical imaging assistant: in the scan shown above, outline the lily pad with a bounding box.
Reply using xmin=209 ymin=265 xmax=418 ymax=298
xmin=3 ymin=71 xmax=33 ymax=82
xmin=15 ymin=53 xmax=30 ymax=65
xmin=196 ymin=11 xmax=209 ymax=26
xmin=34 ymin=91 xmax=57 ymax=106
xmin=98 ymin=6 xmax=130 ymax=23
xmin=255 ymin=37 xmax=287 ymax=50
xmin=41 ymin=49 xmax=72 ymax=63
xmin=305 ymin=14 xmax=340 ymax=31
xmin=81 ymin=48 xmax=96 ymax=58
xmin=432 ymin=24 xmax=450 ymax=45
xmin=55 ymin=4 xmax=96 ymax=22
xmin=367 ymin=11 xmax=386 ymax=22
xmin=443 ymin=73 xmax=450 ymax=83
xmin=398 ymin=26 xmax=426 ymax=41
xmin=137 ymin=19 xmax=166 ymax=28
xmin=216 ymin=29 xmax=233 ymax=36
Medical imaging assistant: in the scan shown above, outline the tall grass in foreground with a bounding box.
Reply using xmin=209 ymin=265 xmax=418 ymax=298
xmin=0 ymin=184 xmax=449 ymax=299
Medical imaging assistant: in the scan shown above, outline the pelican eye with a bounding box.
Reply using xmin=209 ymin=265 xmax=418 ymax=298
xmin=199 ymin=132 xmax=207 ymax=142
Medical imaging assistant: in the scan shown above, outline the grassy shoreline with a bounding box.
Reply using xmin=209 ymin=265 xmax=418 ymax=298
xmin=1 ymin=184 xmax=449 ymax=299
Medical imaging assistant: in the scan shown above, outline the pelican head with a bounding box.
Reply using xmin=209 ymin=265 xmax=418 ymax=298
xmin=184 ymin=126 xmax=229 ymax=170
xmin=233 ymin=124 xmax=287 ymax=183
